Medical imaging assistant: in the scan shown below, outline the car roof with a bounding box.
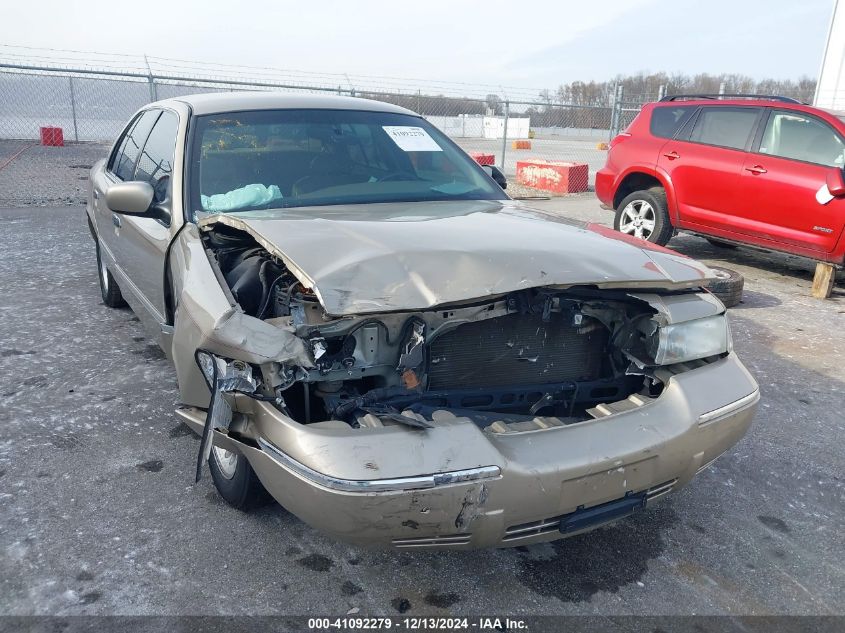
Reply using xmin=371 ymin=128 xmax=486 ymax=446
xmin=159 ymin=91 xmax=418 ymax=116
xmin=651 ymin=98 xmax=799 ymax=108
xmin=649 ymin=99 xmax=845 ymax=122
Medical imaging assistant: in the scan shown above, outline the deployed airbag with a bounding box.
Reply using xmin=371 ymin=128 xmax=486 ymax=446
xmin=201 ymin=183 xmax=283 ymax=212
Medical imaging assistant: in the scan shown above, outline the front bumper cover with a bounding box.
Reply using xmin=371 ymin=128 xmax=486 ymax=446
xmin=179 ymin=352 xmax=758 ymax=549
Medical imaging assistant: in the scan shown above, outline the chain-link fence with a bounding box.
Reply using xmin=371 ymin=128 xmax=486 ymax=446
xmin=0 ymin=60 xmax=653 ymax=206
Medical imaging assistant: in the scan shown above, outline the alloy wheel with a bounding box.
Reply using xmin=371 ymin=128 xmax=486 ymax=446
xmin=619 ymin=200 xmax=656 ymax=240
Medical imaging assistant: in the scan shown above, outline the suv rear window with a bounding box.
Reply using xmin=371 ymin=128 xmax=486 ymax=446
xmin=649 ymin=106 xmax=696 ymax=139
xmin=688 ymin=107 xmax=760 ymax=150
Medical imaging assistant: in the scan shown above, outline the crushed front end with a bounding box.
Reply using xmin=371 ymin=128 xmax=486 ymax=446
xmin=172 ymin=223 xmax=759 ymax=548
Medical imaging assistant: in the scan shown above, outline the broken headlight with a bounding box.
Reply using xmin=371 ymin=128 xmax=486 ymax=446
xmin=646 ymin=314 xmax=732 ymax=365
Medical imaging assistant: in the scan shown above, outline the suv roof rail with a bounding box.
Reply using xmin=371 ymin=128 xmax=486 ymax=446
xmin=659 ymin=94 xmax=803 ymax=104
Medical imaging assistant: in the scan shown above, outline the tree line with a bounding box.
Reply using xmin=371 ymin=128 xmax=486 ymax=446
xmin=355 ymin=71 xmax=816 ymax=131
xmin=533 ymin=72 xmax=817 ymax=107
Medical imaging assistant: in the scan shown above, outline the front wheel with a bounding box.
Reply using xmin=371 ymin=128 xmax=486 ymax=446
xmin=209 ymin=445 xmax=271 ymax=511
xmin=96 ymin=241 xmax=126 ymax=308
xmin=614 ymin=188 xmax=673 ymax=246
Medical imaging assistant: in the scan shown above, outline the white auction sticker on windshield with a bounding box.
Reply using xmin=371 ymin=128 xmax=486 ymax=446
xmin=382 ymin=126 xmax=443 ymax=152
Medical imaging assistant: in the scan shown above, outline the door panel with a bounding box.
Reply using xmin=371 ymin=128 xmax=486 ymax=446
xmin=659 ymin=140 xmax=747 ymax=231
xmin=660 ymin=107 xmax=761 ymax=232
xmin=734 ymin=109 xmax=845 ymax=252
xmin=97 ymin=108 xmax=167 ymax=330
xmin=738 ymin=155 xmax=845 ymax=252
xmin=97 ymin=109 xmax=160 ymax=269
xmin=113 ymin=111 xmax=180 ymax=321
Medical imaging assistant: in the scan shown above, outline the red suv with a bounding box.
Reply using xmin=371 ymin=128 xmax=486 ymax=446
xmin=596 ymin=95 xmax=845 ymax=265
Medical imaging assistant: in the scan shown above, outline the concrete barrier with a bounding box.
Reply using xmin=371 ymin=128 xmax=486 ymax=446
xmin=468 ymin=152 xmax=495 ymax=165
xmin=516 ymin=160 xmax=589 ymax=194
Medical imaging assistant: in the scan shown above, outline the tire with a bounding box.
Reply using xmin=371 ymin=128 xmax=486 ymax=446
xmin=705 ymin=237 xmax=738 ymax=249
xmin=209 ymin=445 xmax=271 ymax=511
xmin=96 ymin=241 xmax=126 ymax=308
xmin=614 ymin=187 xmax=674 ymax=246
xmin=704 ymin=266 xmax=744 ymax=308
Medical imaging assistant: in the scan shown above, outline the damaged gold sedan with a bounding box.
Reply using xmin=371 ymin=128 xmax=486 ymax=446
xmin=86 ymin=93 xmax=759 ymax=548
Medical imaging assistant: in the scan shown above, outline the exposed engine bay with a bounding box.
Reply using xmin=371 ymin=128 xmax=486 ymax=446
xmin=202 ymin=225 xmax=722 ymax=432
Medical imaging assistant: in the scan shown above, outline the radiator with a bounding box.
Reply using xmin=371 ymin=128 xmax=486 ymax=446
xmin=427 ymin=313 xmax=608 ymax=389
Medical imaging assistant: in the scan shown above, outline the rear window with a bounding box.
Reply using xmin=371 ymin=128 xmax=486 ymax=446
xmin=649 ymin=106 xmax=696 ymax=139
xmin=688 ymin=107 xmax=760 ymax=150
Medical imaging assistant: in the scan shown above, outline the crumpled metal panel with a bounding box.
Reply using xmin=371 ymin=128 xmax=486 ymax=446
xmin=628 ymin=291 xmax=725 ymax=325
xmin=170 ymin=224 xmax=315 ymax=407
xmin=198 ymin=200 xmax=713 ymax=316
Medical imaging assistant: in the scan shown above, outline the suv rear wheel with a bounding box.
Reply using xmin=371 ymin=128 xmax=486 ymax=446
xmin=614 ymin=188 xmax=673 ymax=246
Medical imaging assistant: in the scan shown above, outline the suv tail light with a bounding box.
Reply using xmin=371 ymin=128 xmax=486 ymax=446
xmin=608 ymin=132 xmax=632 ymax=149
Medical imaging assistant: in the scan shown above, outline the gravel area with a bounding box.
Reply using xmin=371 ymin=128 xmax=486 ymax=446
xmin=0 ymin=141 xmax=108 ymax=207
xmin=0 ymin=203 xmax=843 ymax=618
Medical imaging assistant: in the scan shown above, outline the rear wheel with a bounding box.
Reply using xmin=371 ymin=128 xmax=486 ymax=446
xmin=209 ymin=445 xmax=271 ymax=511
xmin=614 ymin=188 xmax=673 ymax=246
xmin=96 ymin=241 xmax=126 ymax=308
xmin=704 ymin=266 xmax=744 ymax=308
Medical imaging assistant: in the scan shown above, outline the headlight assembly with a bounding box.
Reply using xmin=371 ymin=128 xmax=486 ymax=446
xmin=646 ymin=314 xmax=731 ymax=365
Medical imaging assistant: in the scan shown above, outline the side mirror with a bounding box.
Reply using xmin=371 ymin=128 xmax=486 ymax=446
xmin=105 ymin=181 xmax=155 ymax=214
xmin=826 ymin=169 xmax=845 ymax=198
xmin=482 ymin=165 xmax=507 ymax=190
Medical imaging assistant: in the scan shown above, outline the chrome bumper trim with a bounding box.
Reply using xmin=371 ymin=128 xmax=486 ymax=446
xmin=698 ymin=389 xmax=760 ymax=426
xmin=256 ymin=437 xmax=500 ymax=493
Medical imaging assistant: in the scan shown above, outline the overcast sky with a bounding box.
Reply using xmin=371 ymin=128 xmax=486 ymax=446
xmin=0 ymin=0 xmax=834 ymax=92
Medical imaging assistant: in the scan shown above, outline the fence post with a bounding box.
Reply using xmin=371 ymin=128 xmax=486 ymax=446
xmin=609 ymin=84 xmax=623 ymax=141
xmin=144 ymin=54 xmax=157 ymax=102
xmin=500 ymin=100 xmax=509 ymax=171
xmin=68 ymin=76 xmax=79 ymax=142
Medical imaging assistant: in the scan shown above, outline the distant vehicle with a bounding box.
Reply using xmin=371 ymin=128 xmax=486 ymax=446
xmin=86 ymin=92 xmax=758 ymax=549
xmin=596 ymin=95 xmax=845 ymax=266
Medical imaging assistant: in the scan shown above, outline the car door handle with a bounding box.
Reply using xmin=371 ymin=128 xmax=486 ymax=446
xmin=663 ymin=151 xmax=680 ymax=160
xmin=112 ymin=213 xmax=122 ymax=228
xmin=745 ymin=165 xmax=767 ymax=175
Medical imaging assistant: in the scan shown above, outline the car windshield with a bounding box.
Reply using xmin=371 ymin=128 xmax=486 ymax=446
xmin=189 ymin=108 xmax=507 ymax=218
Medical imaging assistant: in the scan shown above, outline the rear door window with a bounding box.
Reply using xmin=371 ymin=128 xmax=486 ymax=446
xmin=650 ymin=106 xmax=696 ymax=139
xmin=758 ymin=111 xmax=845 ymax=167
xmin=688 ymin=107 xmax=761 ymax=150
xmin=112 ymin=110 xmax=160 ymax=181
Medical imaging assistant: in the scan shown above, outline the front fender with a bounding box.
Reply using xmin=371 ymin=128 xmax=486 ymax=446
xmin=169 ymin=224 xmax=314 ymax=406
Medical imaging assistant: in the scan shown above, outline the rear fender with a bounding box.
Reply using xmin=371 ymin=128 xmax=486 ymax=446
xmin=614 ymin=166 xmax=678 ymax=221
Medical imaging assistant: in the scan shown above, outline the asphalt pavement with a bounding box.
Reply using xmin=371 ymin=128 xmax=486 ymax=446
xmin=0 ymin=204 xmax=844 ymax=617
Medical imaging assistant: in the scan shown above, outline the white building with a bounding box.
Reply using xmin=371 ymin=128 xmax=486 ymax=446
xmin=816 ymin=0 xmax=845 ymax=108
